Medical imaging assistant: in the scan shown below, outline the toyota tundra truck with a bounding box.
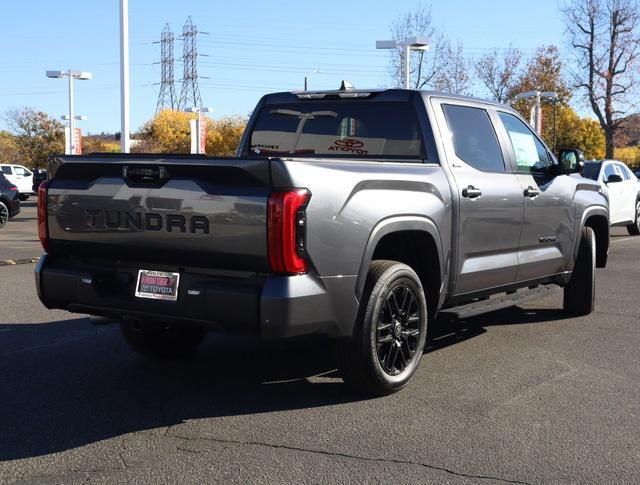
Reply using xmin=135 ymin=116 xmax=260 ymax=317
xmin=36 ymin=88 xmax=609 ymax=395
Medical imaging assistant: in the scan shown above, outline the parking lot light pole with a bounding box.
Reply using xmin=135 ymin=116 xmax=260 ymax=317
xmin=513 ymin=90 xmax=559 ymax=136
xmin=185 ymin=107 xmax=213 ymax=154
xmin=46 ymin=70 xmax=92 ymax=155
xmin=120 ymin=0 xmax=131 ymax=153
xmin=61 ymin=115 xmax=87 ymax=154
xmin=304 ymin=69 xmax=321 ymax=91
xmin=376 ymin=37 xmax=430 ymax=89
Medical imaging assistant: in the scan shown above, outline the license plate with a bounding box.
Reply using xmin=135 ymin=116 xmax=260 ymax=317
xmin=135 ymin=270 xmax=180 ymax=301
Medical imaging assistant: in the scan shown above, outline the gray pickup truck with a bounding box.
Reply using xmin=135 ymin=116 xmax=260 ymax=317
xmin=36 ymin=88 xmax=609 ymax=395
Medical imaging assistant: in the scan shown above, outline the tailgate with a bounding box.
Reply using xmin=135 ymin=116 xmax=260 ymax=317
xmin=46 ymin=156 xmax=271 ymax=272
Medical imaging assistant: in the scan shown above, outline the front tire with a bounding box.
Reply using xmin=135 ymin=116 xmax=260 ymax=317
xmin=337 ymin=260 xmax=428 ymax=396
xmin=627 ymin=200 xmax=640 ymax=236
xmin=563 ymin=227 xmax=596 ymax=316
xmin=120 ymin=321 xmax=207 ymax=359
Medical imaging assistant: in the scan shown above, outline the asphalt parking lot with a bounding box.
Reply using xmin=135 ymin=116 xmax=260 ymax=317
xmin=1 ymin=217 xmax=639 ymax=484
xmin=0 ymin=201 xmax=40 ymax=263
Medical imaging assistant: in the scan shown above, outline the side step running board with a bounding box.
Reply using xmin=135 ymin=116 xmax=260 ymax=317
xmin=439 ymin=285 xmax=560 ymax=319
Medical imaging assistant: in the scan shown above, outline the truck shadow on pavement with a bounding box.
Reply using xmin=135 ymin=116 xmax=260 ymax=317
xmin=0 ymin=305 xmax=568 ymax=461
xmin=427 ymin=306 xmax=568 ymax=352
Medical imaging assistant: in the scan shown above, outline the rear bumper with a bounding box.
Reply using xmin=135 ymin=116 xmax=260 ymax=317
xmin=35 ymin=254 xmax=358 ymax=338
xmin=9 ymin=198 xmax=20 ymax=218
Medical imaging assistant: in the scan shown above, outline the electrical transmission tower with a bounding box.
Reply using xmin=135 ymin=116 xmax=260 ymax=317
xmin=178 ymin=16 xmax=203 ymax=110
xmin=155 ymin=23 xmax=178 ymax=113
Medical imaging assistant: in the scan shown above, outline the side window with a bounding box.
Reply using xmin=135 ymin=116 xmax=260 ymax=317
xmin=615 ymin=164 xmax=630 ymax=180
xmin=498 ymin=112 xmax=552 ymax=173
xmin=442 ymin=104 xmax=505 ymax=172
xmin=1 ymin=166 xmax=12 ymax=175
xmin=603 ymin=164 xmax=617 ymax=181
xmin=13 ymin=167 xmax=28 ymax=176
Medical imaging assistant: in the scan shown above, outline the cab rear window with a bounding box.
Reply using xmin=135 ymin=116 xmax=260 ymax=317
xmin=248 ymin=102 xmax=425 ymax=159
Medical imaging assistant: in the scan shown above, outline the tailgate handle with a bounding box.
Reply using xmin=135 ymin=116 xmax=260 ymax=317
xmin=123 ymin=166 xmax=170 ymax=185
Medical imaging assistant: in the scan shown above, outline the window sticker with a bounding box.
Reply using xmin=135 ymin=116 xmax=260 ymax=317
xmin=509 ymin=132 xmax=539 ymax=167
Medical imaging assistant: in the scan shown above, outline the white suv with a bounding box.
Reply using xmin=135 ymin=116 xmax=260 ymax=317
xmin=583 ymin=160 xmax=640 ymax=235
xmin=0 ymin=164 xmax=34 ymax=201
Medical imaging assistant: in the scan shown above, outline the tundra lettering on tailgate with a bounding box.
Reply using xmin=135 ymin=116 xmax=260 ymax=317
xmin=84 ymin=209 xmax=210 ymax=234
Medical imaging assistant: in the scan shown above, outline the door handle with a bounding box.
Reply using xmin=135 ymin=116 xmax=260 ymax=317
xmin=524 ymin=186 xmax=539 ymax=198
xmin=462 ymin=186 xmax=482 ymax=199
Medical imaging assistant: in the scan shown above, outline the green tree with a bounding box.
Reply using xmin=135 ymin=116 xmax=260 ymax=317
xmin=0 ymin=131 xmax=19 ymax=164
xmin=510 ymin=45 xmax=571 ymax=102
xmin=82 ymin=136 xmax=121 ymax=154
xmin=133 ymin=109 xmax=195 ymax=153
xmin=5 ymin=108 xmax=64 ymax=169
xmin=205 ymin=116 xmax=247 ymax=156
xmin=509 ymin=46 xmax=575 ymax=151
xmin=553 ymin=105 xmax=605 ymax=159
xmin=134 ymin=110 xmax=247 ymax=156
xmin=475 ymin=46 xmax=523 ymax=103
xmin=562 ymin=0 xmax=640 ymax=159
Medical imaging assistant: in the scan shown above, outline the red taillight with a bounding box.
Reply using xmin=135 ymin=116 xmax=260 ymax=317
xmin=37 ymin=180 xmax=50 ymax=253
xmin=9 ymin=186 xmax=17 ymax=191
xmin=268 ymin=189 xmax=311 ymax=274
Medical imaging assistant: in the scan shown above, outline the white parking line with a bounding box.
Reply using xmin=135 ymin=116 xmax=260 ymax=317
xmin=611 ymin=236 xmax=637 ymax=244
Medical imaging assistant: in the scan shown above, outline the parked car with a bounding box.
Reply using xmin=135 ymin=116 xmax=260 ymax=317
xmin=582 ymin=160 xmax=640 ymax=235
xmin=0 ymin=173 xmax=21 ymax=228
xmin=36 ymin=87 xmax=609 ymax=395
xmin=0 ymin=164 xmax=34 ymax=201
xmin=32 ymin=168 xmax=48 ymax=193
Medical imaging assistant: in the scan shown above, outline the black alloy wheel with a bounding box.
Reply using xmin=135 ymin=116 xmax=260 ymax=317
xmin=336 ymin=260 xmax=428 ymax=396
xmin=376 ymin=284 xmax=422 ymax=376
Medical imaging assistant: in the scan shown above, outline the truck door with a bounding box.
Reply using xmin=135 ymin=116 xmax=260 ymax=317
xmin=614 ymin=163 xmax=637 ymax=223
xmin=495 ymin=111 xmax=574 ymax=281
xmin=601 ymin=163 xmax=624 ymax=223
xmin=434 ymin=101 xmax=524 ymax=295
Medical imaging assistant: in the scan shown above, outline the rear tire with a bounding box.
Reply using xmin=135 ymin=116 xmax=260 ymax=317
xmin=627 ymin=200 xmax=640 ymax=236
xmin=337 ymin=260 xmax=428 ymax=396
xmin=0 ymin=201 xmax=8 ymax=228
xmin=120 ymin=321 xmax=207 ymax=359
xmin=563 ymin=227 xmax=596 ymax=316
xmin=18 ymin=194 xmax=29 ymax=201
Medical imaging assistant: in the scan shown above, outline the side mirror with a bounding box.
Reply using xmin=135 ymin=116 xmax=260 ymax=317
xmin=557 ymin=147 xmax=585 ymax=174
xmin=605 ymin=174 xmax=623 ymax=184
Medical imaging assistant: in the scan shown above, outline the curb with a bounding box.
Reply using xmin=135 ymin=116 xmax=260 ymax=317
xmin=0 ymin=258 xmax=40 ymax=267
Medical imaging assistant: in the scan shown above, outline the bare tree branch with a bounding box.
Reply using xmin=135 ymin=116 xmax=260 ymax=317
xmin=475 ymin=46 xmax=523 ymax=103
xmin=562 ymin=0 xmax=640 ymax=157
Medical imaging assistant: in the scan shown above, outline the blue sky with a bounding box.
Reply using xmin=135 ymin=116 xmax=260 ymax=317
xmin=0 ymin=0 xmax=566 ymax=134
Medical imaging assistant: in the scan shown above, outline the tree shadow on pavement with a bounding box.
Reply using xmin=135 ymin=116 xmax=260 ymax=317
xmin=0 ymin=304 xmax=569 ymax=461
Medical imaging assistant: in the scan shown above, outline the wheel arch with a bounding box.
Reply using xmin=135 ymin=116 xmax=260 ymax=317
xmin=580 ymin=208 xmax=609 ymax=268
xmin=356 ymin=216 xmax=445 ymax=316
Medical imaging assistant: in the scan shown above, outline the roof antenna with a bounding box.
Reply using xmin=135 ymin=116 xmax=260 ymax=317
xmin=340 ymin=80 xmax=355 ymax=91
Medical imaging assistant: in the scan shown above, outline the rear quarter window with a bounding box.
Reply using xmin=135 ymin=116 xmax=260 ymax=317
xmin=441 ymin=104 xmax=505 ymax=172
xmin=1 ymin=166 xmax=12 ymax=175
